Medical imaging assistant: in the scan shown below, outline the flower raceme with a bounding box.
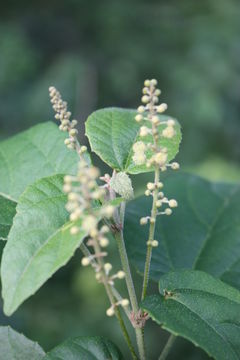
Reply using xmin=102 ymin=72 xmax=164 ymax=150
xmin=132 ymin=79 xmax=180 ymax=240
xmin=63 ymin=159 xmax=129 ymax=316
xmin=49 ymin=86 xmax=87 ymax=155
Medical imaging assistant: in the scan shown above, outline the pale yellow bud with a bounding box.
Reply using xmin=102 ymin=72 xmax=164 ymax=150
xmin=64 ymin=175 xmax=72 ymax=183
xmin=169 ymin=199 xmax=178 ymax=208
xmin=157 ymin=103 xmax=168 ymax=113
xmin=82 ymin=215 xmax=98 ymax=232
xmin=64 ymin=138 xmax=71 ymax=145
xmin=145 ymin=190 xmax=151 ymax=196
xmin=80 ymin=145 xmax=87 ymax=153
xmin=102 ymin=205 xmax=115 ymax=218
xmin=152 ymin=240 xmax=159 ymax=247
xmin=162 ymin=126 xmax=175 ymax=139
xmin=157 ymin=182 xmax=163 ymax=189
xmin=154 ymin=152 xmax=168 ymax=166
xmin=147 ymin=182 xmax=155 ymax=190
xmin=99 ymin=237 xmax=109 ymax=247
xmin=141 ymin=95 xmax=149 ymax=103
xmin=95 ymin=273 xmax=102 ymax=281
xmin=81 ymin=257 xmax=90 ymax=266
xmin=140 ymin=126 xmax=149 ymax=137
xmin=133 ymin=141 xmax=146 ymax=152
xmin=121 ymin=299 xmax=129 ymax=307
xmin=165 ymin=208 xmax=172 ymax=215
xmin=152 ymin=116 xmax=159 ymax=125
xmin=144 ymin=79 xmax=151 ymax=87
xmin=151 ymin=79 xmax=158 ymax=86
xmin=156 ymin=200 xmax=162 ymax=207
xmin=70 ymin=226 xmax=79 ymax=235
xmin=117 ymin=271 xmax=125 ymax=279
xmin=90 ymin=228 xmax=98 ymax=237
xmin=150 ymin=217 xmax=155 ymax=224
xmin=106 ymin=307 xmax=115 ymax=317
xmin=69 ymin=129 xmax=78 ymax=137
xmin=171 ymin=162 xmax=180 ymax=170
xmin=135 ymin=114 xmax=143 ymax=122
xmin=137 ymin=106 xmax=145 ymax=113
xmin=63 ymin=184 xmax=71 ymax=193
xmin=101 ymin=225 xmax=109 ymax=233
xmin=133 ymin=152 xmax=146 ymax=165
xmin=140 ymin=217 xmax=148 ymax=225
xmin=104 ymin=263 xmax=112 ymax=273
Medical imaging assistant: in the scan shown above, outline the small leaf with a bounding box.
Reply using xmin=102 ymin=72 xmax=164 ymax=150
xmin=125 ymin=173 xmax=240 ymax=288
xmin=1 ymin=175 xmax=87 ymax=316
xmin=43 ymin=336 xmax=123 ymax=360
xmin=0 ymin=326 xmax=45 ymax=359
xmin=86 ymin=108 xmax=181 ymax=174
xmin=0 ymin=122 xmax=79 ymax=200
xmin=0 ymin=193 xmax=17 ymax=240
xmin=141 ymin=270 xmax=240 ymax=360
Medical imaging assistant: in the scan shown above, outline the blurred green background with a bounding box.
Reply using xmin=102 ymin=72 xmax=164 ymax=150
xmin=0 ymin=0 xmax=239 ymax=359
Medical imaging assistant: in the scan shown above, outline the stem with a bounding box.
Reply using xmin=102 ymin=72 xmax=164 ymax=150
xmin=141 ymin=166 xmax=159 ymax=300
xmin=159 ymin=334 xmax=176 ymax=360
xmin=80 ymin=243 xmax=137 ymax=360
xmin=115 ymin=202 xmax=146 ymax=360
xmin=111 ymin=286 xmax=131 ymax=318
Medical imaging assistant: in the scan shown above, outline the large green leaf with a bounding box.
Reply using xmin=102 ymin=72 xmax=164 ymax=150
xmin=1 ymin=175 xmax=87 ymax=316
xmin=0 ymin=194 xmax=17 ymax=240
xmin=0 ymin=122 xmax=78 ymax=201
xmin=125 ymin=173 xmax=240 ymax=289
xmin=141 ymin=270 xmax=240 ymax=360
xmin=0 ymin=326 xmax=45 ymax=360
xmin=85 ymin=107 xmax=181 ymax=174
xmin=44 ymin=336 xmax=123 ymax=360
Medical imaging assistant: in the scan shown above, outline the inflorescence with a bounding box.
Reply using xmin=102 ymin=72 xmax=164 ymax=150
xmin=49 ymin=86 xmax=87 ymax=156
xmin=63 ymin=159 xmax=129 ymax=316
xmin=132 ymin=79 xmax=180 ymax=243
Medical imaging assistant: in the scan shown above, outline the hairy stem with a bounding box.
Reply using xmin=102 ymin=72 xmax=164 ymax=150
xmin=141 ymin=166 xmax=159 ymax=300
xmin=80 ymin=242 xmax=137 ymax=360
xmin=159 ymin=334 xmax=176 ymax=360
xmin=114 ymin=202 xmax=146 ymax=360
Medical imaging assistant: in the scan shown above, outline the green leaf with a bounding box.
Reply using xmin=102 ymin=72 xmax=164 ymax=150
xmin=44 ymin=336 xmax=123 ymax=360
xmin=0 ymin=193 xmax=17 ymax=240
xmin=1 ymin=175 xmax=87 ymax=316
xmin=141 ymin=270 xmax=240 ymax=360
xmin=0 ymin=122 xmax=79 ymax=201
xmin=0 ymin=326 xmax=45 ymax=359
xmin=125 ymin=173 xmax=240 ymax=288
xmin=85 ymin=107 xmax=181 ymax=174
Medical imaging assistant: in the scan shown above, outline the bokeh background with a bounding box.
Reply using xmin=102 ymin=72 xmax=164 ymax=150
xmin=0 ymin=1 xmax=239 ymax=359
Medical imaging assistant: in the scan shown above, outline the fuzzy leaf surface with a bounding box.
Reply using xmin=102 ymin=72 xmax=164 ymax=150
xmin=125 ymin=173 xmax=240 ymax=289
xmin=0 ymin=122 xmax=79 ymax=201
xmin=1 ymin=175 xmax=87 ymax=316
xmin=44 ymin=336 xmax=123 ymax=360
xmin=86 ymin=107 xmax=181 ymax=174
xmin=0 ymin=194 xmax=17 ymax=240
xmin=141 ymin=270 xmax=240 ymax=360
xmin=0 ymin=326 xmax=45 ymax=360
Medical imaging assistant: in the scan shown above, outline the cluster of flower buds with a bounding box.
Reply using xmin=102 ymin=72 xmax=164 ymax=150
xmin=132 ymin=79 xmax=180 ymax=171
xmin=63 ymin=159 xmax=114 ymax=235
xmin=49 ymin=86 xmax=86 ymax=154
xmin=64 ymin=159 xmax=129 ymax=315
xmin=133 ymin=79 xmax=180 ymax=238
